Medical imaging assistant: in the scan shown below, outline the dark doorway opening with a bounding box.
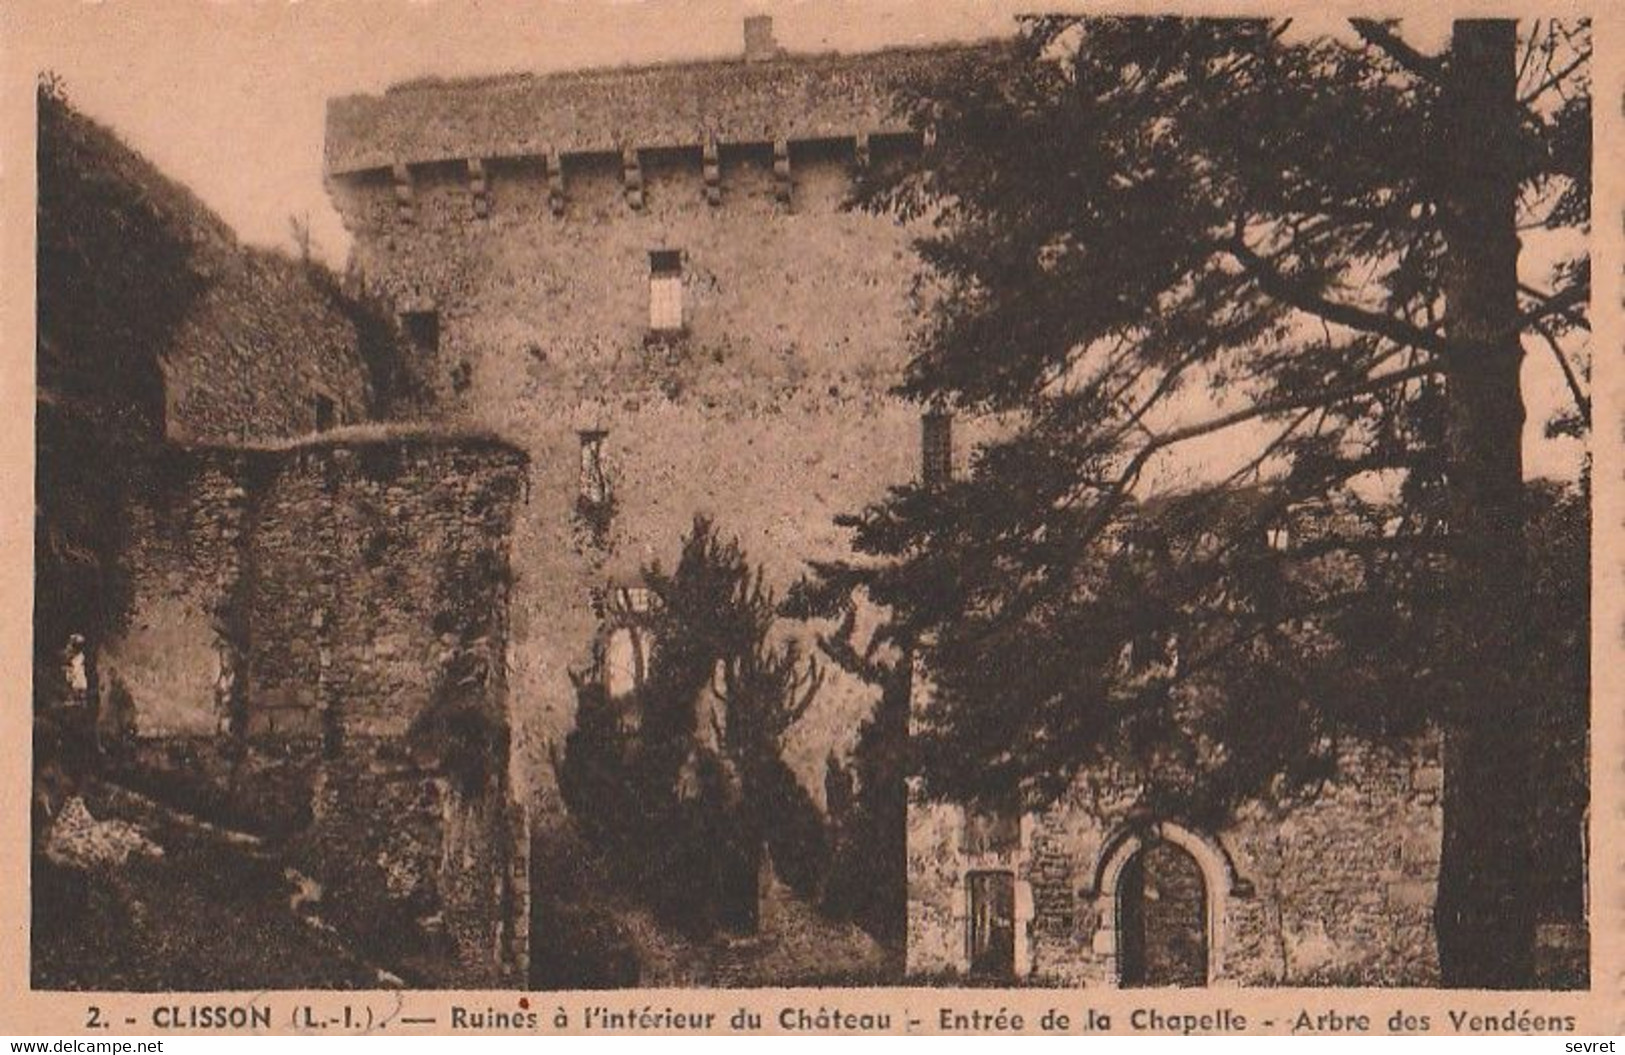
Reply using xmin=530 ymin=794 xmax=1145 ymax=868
xmin=401 ymin=310 xmax=440 ymax=355
xmin=1118 ymin=840 xmax=1207 ymax=987
xmin=966 ymin=870 xmax=1016 ymax=979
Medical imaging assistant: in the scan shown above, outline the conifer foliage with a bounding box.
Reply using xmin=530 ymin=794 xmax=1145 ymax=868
xmin=815 ymin=17 xmax=1589 ymax=987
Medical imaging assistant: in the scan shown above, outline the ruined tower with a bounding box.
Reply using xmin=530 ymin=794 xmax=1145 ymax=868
xmin=324 ymin=19 xmax=991 ymax=978
xmin=324 ymin=23 xmax=986 ymax=814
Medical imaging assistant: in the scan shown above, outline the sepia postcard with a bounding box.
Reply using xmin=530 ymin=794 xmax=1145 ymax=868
xmin=1 ymin=0 xmax=1620 ymax=1037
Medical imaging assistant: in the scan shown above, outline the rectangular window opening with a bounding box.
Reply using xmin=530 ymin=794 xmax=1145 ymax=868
xmin=314 ymin=394 xmax=336 ymax=433
xmin=963 ymin=803 xmax=1020 ymax=855
xmin=966 ymin=871 xmax=1017 ymax=979
xmin=649 ymin=249 xmax=682 ymax=276
xmin=648 ymin=250 xmax=684 ymax=334
xmin=579 ymin=429 xmax=610 ymax=507
xmin=402 ymin=310 xmax=440 ymax=355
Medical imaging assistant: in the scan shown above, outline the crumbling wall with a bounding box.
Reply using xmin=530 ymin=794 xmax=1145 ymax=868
xmin=163 ymin=251 xmax=373 ymax=445
xmin=99 ymin=431 xmax=530 ymax=987
xmin=325 ymin=44 xmax=995 ymax=173
xmin=98 ymin=452 xmax=249 ymax=738
xmin=252 ymin=436 xmax=529 ymax=986
xmin=46 ymin=98 xmax=377 ymax=448
xmin=905 ymin=741 xmax=1444 ymax=987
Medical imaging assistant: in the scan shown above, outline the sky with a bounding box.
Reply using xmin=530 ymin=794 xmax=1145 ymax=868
xmin=12 ymin=0 xmax=1587 ymax=480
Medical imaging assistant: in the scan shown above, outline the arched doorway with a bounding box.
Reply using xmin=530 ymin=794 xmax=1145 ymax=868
xmin=1116 ymin=838 xmax=1209 ymax=987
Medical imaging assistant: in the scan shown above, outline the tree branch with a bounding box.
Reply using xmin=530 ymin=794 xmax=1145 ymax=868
xmin=1056 ymin=357 xmax=1444 ymax=579
xmin=1528 ymin=316 xmax=1591 ymax=428
xmin=1519 ymin=281 xmax=1589 ymax=329
xmin=1142 ymin=361 xmax=1436 ymax=475
xmin=1515 ymin=20 xmax=1543 ymax=88
xmin=1349 ymin=19 xmax=1446 ymax=83
xmin=1520 ymin=46 xmax=1591 ymax=105
xmin=1228 ymin=238 xmax=1449 ymax=356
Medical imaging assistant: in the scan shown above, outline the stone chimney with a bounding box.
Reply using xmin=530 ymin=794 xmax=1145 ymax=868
xmin=744 ymin=15 xmax=782 ymax=62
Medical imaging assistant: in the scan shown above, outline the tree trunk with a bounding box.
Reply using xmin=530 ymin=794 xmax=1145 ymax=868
xmin=1435 ymin=18 xmax=1535 ymax=988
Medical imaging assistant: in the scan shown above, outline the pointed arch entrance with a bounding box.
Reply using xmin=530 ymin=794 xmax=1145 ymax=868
xmin=1094 ymin=821 xmax=1235 ymax=987
xmin=1117 ymin=839 xmax=1207 ymax=986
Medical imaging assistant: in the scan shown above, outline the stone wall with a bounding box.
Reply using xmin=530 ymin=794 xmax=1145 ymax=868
xmin=319 ymin=31 xmax=1585 ymax=991
xmin=326 ymin=115 xmax=993 ymax=821
xmin=45 ymin=90 xmax=377 ymax=448
xmin=99 ymin=430 xmax=530 ymax=987
xmin=906 ymin=740 xmax=1444 ymax=987
xmin=100 ymin=453 xmax=245 ymax=738
xmin=162 ymin=251 xmax=374 ymax=446
xmin=325 ymin=43 xmax=995 ymax=174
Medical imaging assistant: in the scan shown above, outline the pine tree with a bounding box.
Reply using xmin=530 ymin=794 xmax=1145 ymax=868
xmin=561 ymin=517 xmax=826 ymax=935
xmin=820 ymin=17 xmax=1589 ymax=986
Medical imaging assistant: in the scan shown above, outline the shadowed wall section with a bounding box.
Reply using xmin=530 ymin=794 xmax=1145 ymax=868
xmin=99 ymin=430 xmax=531 ymax=987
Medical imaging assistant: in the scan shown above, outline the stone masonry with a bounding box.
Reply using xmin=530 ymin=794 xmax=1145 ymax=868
xmin=44 ymin=78 xmax=534 ymax=989
xmin=323 ymin=27 xmax=999 ymax=832
xmin=907 ymin=742 xmax=1445 ymax=986
xmin=101 ymin=431 xmax=531 ymax=987
xmin=318 ymin=19 xmax=1529 ymax=988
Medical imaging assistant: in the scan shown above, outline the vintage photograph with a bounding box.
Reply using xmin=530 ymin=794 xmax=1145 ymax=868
xmin=30 ymin=3 xmax=1591 ymax=995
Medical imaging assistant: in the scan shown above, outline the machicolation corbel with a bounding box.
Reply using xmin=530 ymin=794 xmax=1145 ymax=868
xmin=467 ymin=158 xmax=490 ymax=220
xmin=773 ymin=138 xmax=792 ymax=205
xmin=391 ymin=161 xmax=415 ymax=225
xmin=622 ymin=148 xmax=644 ymax=210
xmin=703 ymin=139 xmax=722 ymax=207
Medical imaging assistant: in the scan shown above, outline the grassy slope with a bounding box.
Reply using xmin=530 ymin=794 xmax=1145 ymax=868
xmin=32 ymin=781 xmax=381 ymax=992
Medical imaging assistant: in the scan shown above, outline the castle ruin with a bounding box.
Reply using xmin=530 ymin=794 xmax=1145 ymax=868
xmin=316 ymin=18 xmax=1488 ymax=988
xmin=39 ymin=14 xmax=1584 ymax=992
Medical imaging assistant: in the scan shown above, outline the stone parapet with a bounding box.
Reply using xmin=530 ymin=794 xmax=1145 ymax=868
xmin=324 ymin=43 xmax=997 ymax=175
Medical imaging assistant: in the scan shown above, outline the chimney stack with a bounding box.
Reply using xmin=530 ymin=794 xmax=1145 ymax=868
xmin=744 ymin=15 xmax=782 ymax=62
